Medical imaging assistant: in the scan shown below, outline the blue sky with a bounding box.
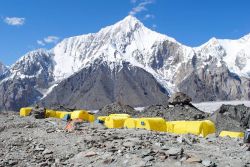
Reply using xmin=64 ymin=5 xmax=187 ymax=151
xmin=0 ymin=0 xmax=250 ymax=65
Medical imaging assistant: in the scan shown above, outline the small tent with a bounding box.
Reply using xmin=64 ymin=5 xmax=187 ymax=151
xmin=45 ymin=110 xmax=71 ymax=119
xmin=166 ymin=120 xmax=216 ymax=137
xmin=219 ymin=131 xmax=244 ymax=138
xmin=136 ymin=117 xmax=167 ymax=132
xmin=104 ymin=116 xmax=128 ymax=128
xmin=71 ymin=110 xmax=89 ymax=120
xmin=45 ymin=109 xmax=56 ymax=118
xmin=20 ymin=107 xmax=33 ymax=117
xmin=124 ymin=118 xmax=138 ymax=129
xmin=56 ymin=111 xmax=72 ymax=119
xmin=166 ymin=122 xmax=175 ymax=133
xmin=88 ymin=114 xmax=95 ymax=122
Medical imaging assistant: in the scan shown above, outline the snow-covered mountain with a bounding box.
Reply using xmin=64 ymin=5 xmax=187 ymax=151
xmin=0 ymin=61 xmax=8 ymax=76
xmin=0 ymin=15 xmax=249 ymax=111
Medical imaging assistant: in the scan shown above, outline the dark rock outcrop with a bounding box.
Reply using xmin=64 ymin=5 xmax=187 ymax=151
xmin=40 ymin=62 xmax=169 ymax=110
xmin=96 ymin=102 xmax=136 ymax=116
xmin=168 ymin=92 xmax=192 ymax=105
xmin=138 ymin=104 xmax=207 ymax=121
xmin=210 ymin=104 xmax=250 ymax=132
xmin=178 ymin=65 xmax=250 ymax=102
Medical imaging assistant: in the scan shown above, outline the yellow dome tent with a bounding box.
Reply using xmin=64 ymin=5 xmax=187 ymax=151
xmin=104 ymin=116 xmax=128 ymax=128
xmin=166 ymin=120 xmax=216 ymax=137
xmin=20 ymin=107 xmax=33 ymax=117
xmin=124 ymin=118 xmax=138 ymax=129
xmin=219 ymin=131 xmax=244 ymax=138
xmin=136 ymin=117 xmax=167 ymax=132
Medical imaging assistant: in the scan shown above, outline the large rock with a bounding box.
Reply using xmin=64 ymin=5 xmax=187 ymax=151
xmin=168 ymin=92 xmax=192 ymax=105
xmin=210 ymin=104 xmax=250 ymax=132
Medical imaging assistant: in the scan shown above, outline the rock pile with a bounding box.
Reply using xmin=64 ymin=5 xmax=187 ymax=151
xmin=139 ymin=104 xmax=207 ymax=121
xmin=210 ymin=104 xmax=250 ymax=132
xmin=96 ymin=102 xmax=136 ymax=116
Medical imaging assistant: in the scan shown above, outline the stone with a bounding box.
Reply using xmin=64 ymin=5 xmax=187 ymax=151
xmin=123 ymin=141 xmax=135 ymax=147
xmin=186 ymin=156 xmax=201 ymax=163
xmin=8 ymin=160 xmax=18 ymax=165
xmin=42 ymin=149 xmax=53 ymax=155
xmin=143 ymin=155 xmax=154 ymax=162
xmin=166 ymin=148 xmax=183 ymax=156
xmin=30 ymin=107 xmax=46 ymax=119
xmin=84 ymin=151 xmax=98 ymax=157
xmin=142 ymin=149 xmax=153 ymax=157
xmin=102 ymin=158 xmax=114 ymax=164
xmin=202 ymin=159 xmax=213 ymax=166
xmin=177 ymin=136 xmax=184 ymax=143
xmin=46 ymin=128 xmax=55 ymax=133
xmin=35 ymin=145 xmax=45 ymax=151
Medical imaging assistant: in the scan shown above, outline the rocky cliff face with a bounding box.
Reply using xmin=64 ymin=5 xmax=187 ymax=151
xmin=0 ymin=16 xmax=249 ymax=111
xmin=40 ymin=62 xmax=168 ymax=110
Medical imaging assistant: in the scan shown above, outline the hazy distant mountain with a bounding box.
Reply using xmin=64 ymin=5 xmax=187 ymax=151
xmin=0 ymin=16 xmax=249 ymax=111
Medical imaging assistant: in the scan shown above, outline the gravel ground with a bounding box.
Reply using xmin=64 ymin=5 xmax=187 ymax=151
xmin=1 ymin=112 xmax=250 ymax=167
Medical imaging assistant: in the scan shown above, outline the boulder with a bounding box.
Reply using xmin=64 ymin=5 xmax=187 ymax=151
xmin=30 ymin=107 xmax=46 ymax=119
xmin=168 ymin=92 xmax=192 ymax=105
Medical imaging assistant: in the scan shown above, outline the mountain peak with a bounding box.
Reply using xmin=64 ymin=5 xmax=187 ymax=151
xmin=0 ymin=61 xmax=8 ymax=76
xmin=110 ymin=15 xmax=144 ymax=31
xmin=240 ymin=33 xmax=250 ymax=41
xmin=122 ymin=15 xmax=140 ymax=23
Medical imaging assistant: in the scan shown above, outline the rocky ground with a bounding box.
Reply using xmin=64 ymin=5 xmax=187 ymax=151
xmin=97 ymin=103 xmax=208 ymax=121
xmin=1 ymin=112 xmax=250 ymax=167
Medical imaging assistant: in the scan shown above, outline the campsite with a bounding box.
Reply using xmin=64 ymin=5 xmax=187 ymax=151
xmin=1 ymin=0 xmax=250 ymax=166
xmin=1 ymin=93 xmax=250 ymax=167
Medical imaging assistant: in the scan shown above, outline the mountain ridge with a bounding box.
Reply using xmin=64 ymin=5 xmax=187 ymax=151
xmin=0 ymin=15 xmax=249 ymax=111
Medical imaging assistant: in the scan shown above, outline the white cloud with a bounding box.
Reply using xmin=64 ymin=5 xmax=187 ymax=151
xmin=4 ymin=17 xmax=25 ymax=26
xmin=37 ymin=36 xmax=60 ymax=46
xmin=44 ymin=36 xmax=60 ymax=44
xmin=129 ymin=0 xmax=154 ymax=16
xmin=37 ymin=40 xmax=45 ymax=46
xmin=144 ymin=14 xmax=155 ymax=20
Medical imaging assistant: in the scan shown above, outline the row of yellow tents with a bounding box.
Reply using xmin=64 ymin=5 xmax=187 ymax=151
xmin=20 ymin=108 xmax=244 ymax=138
xmin=20 ymin=107 xmax=95 ymax=122
xmin=98 ymin=114 xmax=244 ymax=138
xmin=99 ymin=114 xmax=215 ymax=137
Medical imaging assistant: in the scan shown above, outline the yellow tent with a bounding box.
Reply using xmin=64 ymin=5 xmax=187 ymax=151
xmin=124 ymin=118 xmax=138 ymax=129
xmin=166 ymin=120 xmax=216 ymax=137
xmin=55 ymin=111 xmax=72 ymax=119
xmin=136 ymin=117 xmax=167 ymax=132
xmin=71 ymin=110 xmax=89 ymax=120
xmin=219 ymin=131 xmax=244 ymax=138
xmin=202 ymin=120 xmax=216 ymax=136
xmin=166 ymin=122 xmax=175 ymax=133
xmin=88 ymin=114 xmax=95 ymax=122
xmin=104 ymin=116 xmax=128 ymax=128
xmin=20 ymin=107 xmax=33 ymax=117
xmin=109 ymin=114 xmax=131 ymax=118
